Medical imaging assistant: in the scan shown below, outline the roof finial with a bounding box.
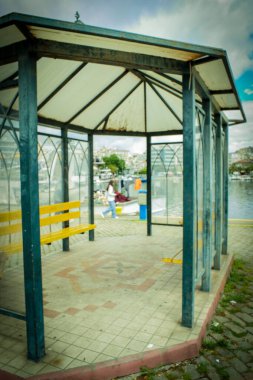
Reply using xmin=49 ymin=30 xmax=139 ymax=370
xmin=74 ymin=11 xmax=84 ymax=24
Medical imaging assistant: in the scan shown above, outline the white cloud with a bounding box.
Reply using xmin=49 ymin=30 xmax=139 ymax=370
xmin=244 ymin=88 xmax=253 ymax=95
xmin=128 ymin=0 xmax=253 ymax=78
xmin=94 ymin=135 xmax=146 ymax=154
xmin=229 ymin=101 xmax=253 ymax=152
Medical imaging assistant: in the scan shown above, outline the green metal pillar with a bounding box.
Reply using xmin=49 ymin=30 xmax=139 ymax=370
xmin=222 ymin=123 xmax=229 ymax=255
xmin=88 ymin=133 xmax=95 ymax=241
xmin=147 ymin=134 xmax=152 ymax=236
xmin=62 ymin=127 xmax=69 ymax=251
xmin=182 ymin=70 xmax=196 ymax=328
xmin=202 ymin=99 xmax=212 ymax=291
xmin=214 ymin=114 xmax=222 ymax=269
xmin=18 ymin=49 xmax=45 ymax=360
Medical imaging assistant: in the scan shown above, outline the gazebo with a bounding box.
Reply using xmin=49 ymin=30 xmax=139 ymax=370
xmin=0 ymin=12 xmax=246 ymax=362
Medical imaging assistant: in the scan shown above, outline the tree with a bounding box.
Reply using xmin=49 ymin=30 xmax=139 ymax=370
xmin=102 ymin=154 xmax=126 ymax=174
xmin=138 ymin=167 xmax=147 ymax=175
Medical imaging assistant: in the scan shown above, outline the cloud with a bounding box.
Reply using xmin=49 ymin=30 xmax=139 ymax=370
xmin=244 ymin=88 xmax=253 ymax=95
xmin=94 ymin=135 xmax=146 ymax=154
xmin=229 ymin=101 xmax=253 ymax=152
xmin=127 ymin=0 xmax=253 ymax=78
xmin=0 ymin=0 xmax=162 ymax=29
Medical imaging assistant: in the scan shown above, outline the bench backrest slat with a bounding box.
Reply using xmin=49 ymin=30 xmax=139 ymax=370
xmin=0 ymin=210 xmax=22 ymax=223
xmin=0 ymin=201 xmax=82 ymax=236
xmin=0 ymin=211 xmax=81 ymax=236
xmin=40 ymin=211 xmax=80 ymax=226
xmin=40 ymin=201 xmax=81 ymax=215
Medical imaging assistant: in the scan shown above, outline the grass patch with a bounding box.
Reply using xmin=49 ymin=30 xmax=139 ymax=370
xmin=210 ymin=322 xmax=224 ymax=334
xmin=182 ymin=373 xmax=192 ymax=380
xmin=196 ymin=361 xmax=208 ymax=375
xmin=202 ymin=338 xmax=217 ymax=350
xmin=139 ymin=366 xmax=157 ymax=380
xmin=217 ymin=338 xmax=229 ymax=348
xmin=215 ymin=366 xmax=230 ymax=379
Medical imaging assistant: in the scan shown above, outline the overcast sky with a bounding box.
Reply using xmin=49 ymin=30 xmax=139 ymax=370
xmin=0 ymin=0 xmax=252 ymax=153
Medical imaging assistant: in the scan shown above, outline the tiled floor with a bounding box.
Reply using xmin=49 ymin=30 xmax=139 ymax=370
xmin=0 ymin=215 xmax=247 ymax=378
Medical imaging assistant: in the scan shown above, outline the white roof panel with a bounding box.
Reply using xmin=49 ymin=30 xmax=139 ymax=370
xmin=0 ymin=13 xmax=246 ymax=131
xmin=28 ymin=25 xmax=203 ymax=62
xmin=195 ymin=59 xmax=231 ymax=91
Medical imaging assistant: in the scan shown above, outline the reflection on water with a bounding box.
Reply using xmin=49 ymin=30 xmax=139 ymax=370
xmin=152 ymin=177 xmax=253 ymax=220
xmin=229 ymin=181 xmax=253 ymax=219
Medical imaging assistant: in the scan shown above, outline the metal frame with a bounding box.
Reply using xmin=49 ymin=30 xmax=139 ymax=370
xmin=18 ymin=49 xmax=45 ymax=360
xmin=0 ymin=12 xmax=235 ymax=360
xmin=202 ymin=99 xmax=213 ymax=291
xmin=214 ymin=114 xmax=223 ymax=270
xmin=182 ymin=71 xmax=196 ymax=328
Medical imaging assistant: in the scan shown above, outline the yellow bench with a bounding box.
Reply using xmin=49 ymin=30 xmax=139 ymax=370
xmin=0 ymin=201 xmax=96 ymax=254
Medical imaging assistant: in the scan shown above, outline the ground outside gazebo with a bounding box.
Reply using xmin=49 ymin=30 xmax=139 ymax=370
xmin=0 ymin=12 xmax=246 ymax=379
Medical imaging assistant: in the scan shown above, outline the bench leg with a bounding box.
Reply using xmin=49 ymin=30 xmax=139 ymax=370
xmin=63 ymin=237 xmax=69 ymax=251
xmin=89 ymin=229 xmax=94 ymax=241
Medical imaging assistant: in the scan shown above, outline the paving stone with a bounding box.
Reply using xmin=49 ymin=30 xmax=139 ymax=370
xmin=245 ymin=334 xmax=253 ymax=343
xmin=230 ymin=357 xmax=249 ymax=373
xmin=246 ymin=327 xmax=253 ymax=335
xmin=243 ymin=372 xmax=253 ymax=380
xmin=225 ymin=322 xmax=247 ymax=337
xmin=236 ymin=312 xmax=253 ymax=324
xmin=183 ymin=363 xmax=200 ymax=379
xmin=205 ymin=354 xmax=228 ymax=369
xmin=235 ymin=350 xmax=253 ymax=364
xmin=204 ymin=370 xmax=220 ymax=380
xmin=241 ymin=307 xmax=253 ymax=314
xmin=213 ymin=315 xmax=229 ymax=324
xmin=215 ymin=347 xmax=234 ymax=358
xmin=238 ymin=340 xmax=253 ymax=351
xmin=224 ymin=330 xmax=246 ymax=345
xmin=228 ymin=314 xmax=247 ymax=327
xmin=225 ymin=367 xmax=245 ymax=380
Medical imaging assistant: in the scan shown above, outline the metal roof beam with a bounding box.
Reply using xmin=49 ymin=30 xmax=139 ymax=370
xmin=210 ymin=89 xmax=233 ymax=95
xmin=0 ymin=79 xmax=18 ymax=90
xmin=137 ymin=70 xmax=182 ymax=97
xmin=0 ymin=39 xmax=188 ymax=74
xmin=191 ymin=56 xmax=220 ymax=66
xmin=35 ymin=39 xmax=188 ymax=74
xmin=220 ymin=107 xmax=240 ymax=111
xmin=0 ymin=42 xmax=19 ymax=65
xmin=0 ymin=13 xmax=226 ymax=58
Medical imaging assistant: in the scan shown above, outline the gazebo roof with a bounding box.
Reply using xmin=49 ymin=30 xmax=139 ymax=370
xmin=0 ymin=12 xmax=246 ymax=135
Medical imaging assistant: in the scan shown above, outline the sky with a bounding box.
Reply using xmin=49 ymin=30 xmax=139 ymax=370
xmin=0 ymin=0 xmax=252 ymax=153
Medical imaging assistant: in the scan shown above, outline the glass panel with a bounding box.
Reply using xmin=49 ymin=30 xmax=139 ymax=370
xmin=0 ymin=117 xmax=25 ymax=316
xmin=212 ymin=122 xmax=216 ymax=258
xmin=68 ymin=139 xmax=89 ymax=223
xmin=195 ymin=108 xmax=204 ymax=282
xmin=38 ymin=135 xmax=62 ymax=206
xmin=151 ymin=142 xmax=183 ymax=225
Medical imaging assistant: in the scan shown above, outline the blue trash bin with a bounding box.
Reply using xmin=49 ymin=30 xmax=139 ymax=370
xmin=138 ymin=190 xmax=147 ymax=220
